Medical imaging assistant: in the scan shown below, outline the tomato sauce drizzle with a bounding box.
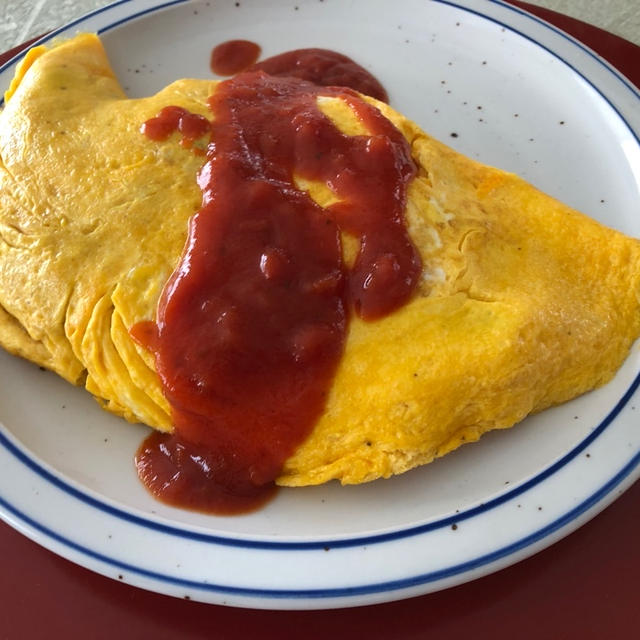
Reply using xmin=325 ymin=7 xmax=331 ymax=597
xmin=210 ymin=40 xmax=388 ymax=102
xmin=210 ymin=39 xmax=262 ymax=76
xmin=248 ymin=47 xmax=389 ymax=102
xmin=134 ymin=66 xmax=420 ymax=514
xmin=140 ymin=106 xmax=210 ymax=151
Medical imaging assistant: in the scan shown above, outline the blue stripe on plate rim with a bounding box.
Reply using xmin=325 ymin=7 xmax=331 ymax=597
xmin=0 ymin=444 xmax=639 ymax=598
xmin=1 ymin=369 xmax=640 ymax=551
xmin=0 ymin=0 xmax=638 ymax=597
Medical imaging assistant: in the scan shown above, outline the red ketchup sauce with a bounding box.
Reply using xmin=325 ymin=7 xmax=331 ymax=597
xmin=210 ymin=39 xmax=262 ymax=76
xmin=140 ymin=106 xmax=210 ymax=151
xmin=133 ymin=65 xmax=420 ymax=515
xmin=249 ymin=48 xmax=389 ymax=102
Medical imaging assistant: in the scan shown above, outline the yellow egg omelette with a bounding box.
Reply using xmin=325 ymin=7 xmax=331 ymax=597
xmin=0 ymin=33 xmax=639 ymax=488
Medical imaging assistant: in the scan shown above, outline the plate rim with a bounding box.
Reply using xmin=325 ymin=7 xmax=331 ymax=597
xmin=0 ymin=371 xmax=639 ymax=550
xmin=0 ymin=0 xmax=639 ymax=608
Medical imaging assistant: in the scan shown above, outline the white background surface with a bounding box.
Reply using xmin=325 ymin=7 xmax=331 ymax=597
xmin=1 ymin=0 xmax=639 ymax=53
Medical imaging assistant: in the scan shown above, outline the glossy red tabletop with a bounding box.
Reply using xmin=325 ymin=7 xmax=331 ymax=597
xmin=1 ymin=3 xmax=639 ymax=638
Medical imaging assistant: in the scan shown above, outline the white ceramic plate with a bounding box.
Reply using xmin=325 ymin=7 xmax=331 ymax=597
xmin=0 ymin=0 xmax=639 ymax=610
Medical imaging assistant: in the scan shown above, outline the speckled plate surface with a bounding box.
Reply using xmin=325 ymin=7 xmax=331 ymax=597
xmin=0 ymin=0 xmax=639 ymax=610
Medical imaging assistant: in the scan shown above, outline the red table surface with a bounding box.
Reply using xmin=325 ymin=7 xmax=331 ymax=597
xmin=1 ymin=3 xmax=639 ymax=639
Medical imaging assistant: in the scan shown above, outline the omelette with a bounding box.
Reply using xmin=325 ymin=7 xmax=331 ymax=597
xmin=1 ymin=34 xmax=639 ymax=497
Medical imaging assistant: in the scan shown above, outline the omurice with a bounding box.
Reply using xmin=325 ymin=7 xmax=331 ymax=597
xmin=1 ymin=33 xmax=639 ymax=513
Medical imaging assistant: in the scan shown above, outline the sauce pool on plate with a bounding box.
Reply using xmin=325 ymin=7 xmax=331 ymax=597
xmin=212 ymin=39 xmax=388 ymax=102
xmin=248 ymin=47 xmax=388 ymax=102
xmin=210 ymin=39 xmax=262 ymax=75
